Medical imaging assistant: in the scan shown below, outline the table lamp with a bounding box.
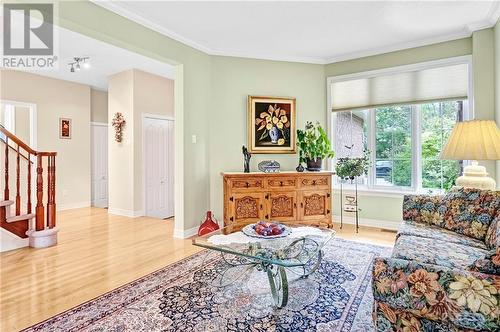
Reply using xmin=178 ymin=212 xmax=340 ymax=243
xmin=441 ymin=120 xmax=500 ymax=190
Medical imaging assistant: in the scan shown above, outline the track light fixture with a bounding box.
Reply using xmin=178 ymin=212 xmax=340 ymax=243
xmin=68 ymin=57 xmax=90 ymax=73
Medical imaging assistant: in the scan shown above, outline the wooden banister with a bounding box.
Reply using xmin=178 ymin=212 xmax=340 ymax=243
xmin=0 ymin=124 xmax=57 ymax=232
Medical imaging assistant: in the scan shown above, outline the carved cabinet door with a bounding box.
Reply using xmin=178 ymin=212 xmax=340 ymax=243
xmin=228 ymin=193 xmax=266 ymax=227
xmin=298 ymin=190 xmax=331 ymax=221
xmin=267 ymin=192 xmax=297 ymax=222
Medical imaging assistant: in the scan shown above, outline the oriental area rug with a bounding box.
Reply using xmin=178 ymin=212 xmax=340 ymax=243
xmin=23 ymin=238 xmax=392 ymax=332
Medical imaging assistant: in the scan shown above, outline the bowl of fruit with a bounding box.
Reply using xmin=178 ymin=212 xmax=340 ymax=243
xmin=242 ymin=221 xmax=291 ymax=239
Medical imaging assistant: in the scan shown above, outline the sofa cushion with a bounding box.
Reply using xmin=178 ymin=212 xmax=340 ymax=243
xmin=402 ymin=194 xmax=444 ymax=226
xmin=440 ymin=188 xmax=499 ymax=241
xmin=485 ymin=211 xmax=499 ymax=251
xmin=398 ymin=220 xmax=488 ymax=250
xmin=392 ymin=235 xmax=490 ymax=270
xmin=468 ymin=249 xmax=500 ymax=275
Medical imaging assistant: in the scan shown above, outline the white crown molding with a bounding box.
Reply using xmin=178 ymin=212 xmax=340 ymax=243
xmin=90 ymin=0 xmax=500 ymax=66
xmin=324 ymin=29 xmax=472 ymax=64
xmin=90 ymin=0 xmax=213 ymax=54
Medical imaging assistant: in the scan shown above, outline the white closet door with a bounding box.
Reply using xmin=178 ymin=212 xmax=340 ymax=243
xmin=91 ymin=124 xmax=108 ymax=208
xmin=144 ymin=117 xmax=174 ymax=219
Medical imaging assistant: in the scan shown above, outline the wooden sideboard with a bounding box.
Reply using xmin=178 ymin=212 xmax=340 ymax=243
xmin=222 ymin=171 xmax=333 ymax=231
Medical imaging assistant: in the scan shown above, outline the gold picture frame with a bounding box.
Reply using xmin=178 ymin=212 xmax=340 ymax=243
xmin=247 ymin=95 xmax=296 ymax=154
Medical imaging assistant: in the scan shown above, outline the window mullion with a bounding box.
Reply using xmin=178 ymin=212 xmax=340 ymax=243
xmin=413 ymin=105 xmax=422 ymax=192
xmin=368 ymin=109 xmax=375 ymax=189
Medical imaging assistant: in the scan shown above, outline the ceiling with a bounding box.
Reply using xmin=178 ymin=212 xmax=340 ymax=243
xmin=94 ymin=1 xmax=500 ymax=64
xmin=1 ymin=16 xmax=175 ymax=90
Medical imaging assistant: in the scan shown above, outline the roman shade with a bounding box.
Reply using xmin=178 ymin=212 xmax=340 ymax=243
xmin=331 ymin=63 xmax=468 ymax=112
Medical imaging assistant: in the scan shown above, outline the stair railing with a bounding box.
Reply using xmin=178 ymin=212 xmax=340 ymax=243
xmin=1 ymin=125 xmax=57 ymax=231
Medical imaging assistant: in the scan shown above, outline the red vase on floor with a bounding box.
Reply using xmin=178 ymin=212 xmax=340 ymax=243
xmin=198 ymin=211 xmax=219 ymax=236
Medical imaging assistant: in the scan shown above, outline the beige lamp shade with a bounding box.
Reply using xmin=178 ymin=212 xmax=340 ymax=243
xmin=441 ymin=120 xmax=500 ymax=161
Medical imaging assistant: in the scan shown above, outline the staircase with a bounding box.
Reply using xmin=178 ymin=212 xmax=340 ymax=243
xmin=1 ymin=125 xmax=57 ymax=250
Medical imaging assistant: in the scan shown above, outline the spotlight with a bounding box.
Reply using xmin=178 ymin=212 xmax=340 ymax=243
xmin=76 ymin=62 xmax=81 ymax=71
xmin=70 ymin=64 xmax=75 ymax=73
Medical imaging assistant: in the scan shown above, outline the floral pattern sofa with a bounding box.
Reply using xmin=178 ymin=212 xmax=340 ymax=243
xmin=372 ymin=188 xmax=500 ymax=331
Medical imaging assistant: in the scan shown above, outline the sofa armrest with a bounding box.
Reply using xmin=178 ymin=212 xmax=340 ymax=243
xmin=402 ymin=194 xmax=444 ymax=226
xmin=373 ymin=257 xmax=499 ymax=331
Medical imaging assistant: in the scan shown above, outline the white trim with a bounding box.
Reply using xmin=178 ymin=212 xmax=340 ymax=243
xmin=57 ymin=201 xmax=91 ymax=211
xmin=108 ymin=207 xmax=145 ymax=218
xmin=91 ymin=0 xmax=498 ymax=65
xmin=0 ymin=99 xmax=38 ymax=150
xmin=334 ymin=215 xmax=401 ymax=231
xmin=90 ymin=121 xmax=108 ymax=127
xmin=173 ymin=226 xmax=198 ymax=239
xmin=142 ymin=113 xmax=175 ymax=121
xmin=327 ymin=55 xmax=473 ymax=83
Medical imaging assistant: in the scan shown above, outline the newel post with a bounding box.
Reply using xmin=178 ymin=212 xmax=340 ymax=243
xmin=35 ymin=154 xmax=44 ymax=231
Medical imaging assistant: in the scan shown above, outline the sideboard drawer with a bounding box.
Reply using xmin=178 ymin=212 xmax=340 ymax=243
xmin=267 ymin=178 xmax=296 ymax=189
xmin=230 ymin=178 xmax=264 ymax=190
xmin=299 ymin=176 xmax=330 ymax=189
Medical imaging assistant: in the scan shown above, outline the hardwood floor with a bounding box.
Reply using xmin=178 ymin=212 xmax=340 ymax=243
xmin=0 ymin=207 xmax=396 ymax=331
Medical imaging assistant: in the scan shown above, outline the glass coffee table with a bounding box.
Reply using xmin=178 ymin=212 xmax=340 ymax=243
xmin=192 ymin=225 xmax=335 ymax=308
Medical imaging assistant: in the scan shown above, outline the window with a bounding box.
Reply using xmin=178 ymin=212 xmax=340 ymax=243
xmin=329 ymin=57 xmax=471 ymax=193
xmin=333 ymin=100 xmax=465 ymax=192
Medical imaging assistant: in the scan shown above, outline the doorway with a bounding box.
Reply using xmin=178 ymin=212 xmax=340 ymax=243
xmin=143 ymin=116 xmax=175 ymax=219
xmin=91 ymin=123 xmax=108 ymax=208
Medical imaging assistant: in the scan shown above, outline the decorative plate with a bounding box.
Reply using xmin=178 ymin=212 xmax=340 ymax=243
xmin=242 ymin=223 xmax=291 ymax=239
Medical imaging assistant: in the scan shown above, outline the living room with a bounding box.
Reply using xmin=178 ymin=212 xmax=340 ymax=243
xmin=1 ymin=1 xmax=499 ymax=331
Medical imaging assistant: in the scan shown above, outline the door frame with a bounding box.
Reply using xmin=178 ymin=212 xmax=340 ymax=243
xmin=0 ymin=99 xmax=37 ymax=150
xmin=91 ymin=122 xmax=108 ymax=208
xmin=142 ymin=113 xmax=175 ymax=219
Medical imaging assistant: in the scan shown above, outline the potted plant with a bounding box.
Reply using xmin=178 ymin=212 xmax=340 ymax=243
xmin=335 ymin=150 xmax=371 ymax=181
xmin=296 ymin=122 xmax=335 ymax=171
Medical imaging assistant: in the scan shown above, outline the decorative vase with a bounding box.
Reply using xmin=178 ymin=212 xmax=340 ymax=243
xmin=269 ymin=126 xmax=279 ymax=144
xmin=198 ymin=211 xmax=219 ymax=236
xmin=306 ymin=158 xmax=322 ymax=171
xmin=296 ymin=164 xmax=305 ymax=172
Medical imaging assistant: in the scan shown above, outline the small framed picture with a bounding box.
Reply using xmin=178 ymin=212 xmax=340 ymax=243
xmin=59 ymin=118 xmax=71 ymax=139
xmin=247 ymin=95 xmax=296 ymax=154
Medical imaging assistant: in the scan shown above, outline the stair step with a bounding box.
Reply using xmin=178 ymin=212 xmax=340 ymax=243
xmin=6 ymin=213 xmax=35 ymax=223
xmin=0 ymin=200 xmax=14 ymax=207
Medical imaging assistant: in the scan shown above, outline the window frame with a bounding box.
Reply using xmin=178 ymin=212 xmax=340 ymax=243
xmin=327 ymin=56 xmax=473 ymax=195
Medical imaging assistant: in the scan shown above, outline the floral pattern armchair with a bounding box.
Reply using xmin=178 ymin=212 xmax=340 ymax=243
xmin=373 ymin=188 xmax=500 ymax=331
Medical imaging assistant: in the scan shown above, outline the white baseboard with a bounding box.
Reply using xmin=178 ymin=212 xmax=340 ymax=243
xmin=107 ymin=208 xmax=144 ymax=218
xmin=57 ymin=201 xmax=91 ymax=211
xmin=173 ymin=226 xmax=198 ymax=239
xmin=333 ymin=215 xmax=401 ymax=231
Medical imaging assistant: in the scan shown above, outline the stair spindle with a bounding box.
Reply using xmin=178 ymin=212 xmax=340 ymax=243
xmin=16 ymin=145 xmax=21 ymax=215
xmin=27 ymin=153 xmax=32 ymax=214
xmin=4 ymin=137 xmax=8 ymax=200
xmin=35 ymin=155 xmax=44 ymax=231
xmin=47 ymin=155 xmax=56 ymax=229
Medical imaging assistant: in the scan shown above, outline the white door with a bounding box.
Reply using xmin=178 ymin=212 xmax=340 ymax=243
xmin=91 ymin=124 xmax=108 ymax=208
xmin=144 ymin=117 xmax=174 ymax=219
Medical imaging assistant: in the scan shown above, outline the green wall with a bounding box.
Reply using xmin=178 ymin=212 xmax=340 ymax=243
xmin=209 ymin=56 xmax=325 ymax=219
xmin=40 ymin=2 xmax=499 ymax=229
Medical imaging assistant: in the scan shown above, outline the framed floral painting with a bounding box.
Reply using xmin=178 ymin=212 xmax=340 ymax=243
xmin=247 ymin=96 xmax=296 ymax=154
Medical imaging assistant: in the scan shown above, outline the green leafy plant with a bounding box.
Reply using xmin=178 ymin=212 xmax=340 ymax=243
xmin=297 ymin=122 xmax=335 ymax=163
xmin=335 ymin=150 xmax=371 ymax=180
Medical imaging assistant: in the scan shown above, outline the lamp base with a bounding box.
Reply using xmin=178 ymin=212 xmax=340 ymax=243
xmin=455 ymin=161 xmax=496 ymax=190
